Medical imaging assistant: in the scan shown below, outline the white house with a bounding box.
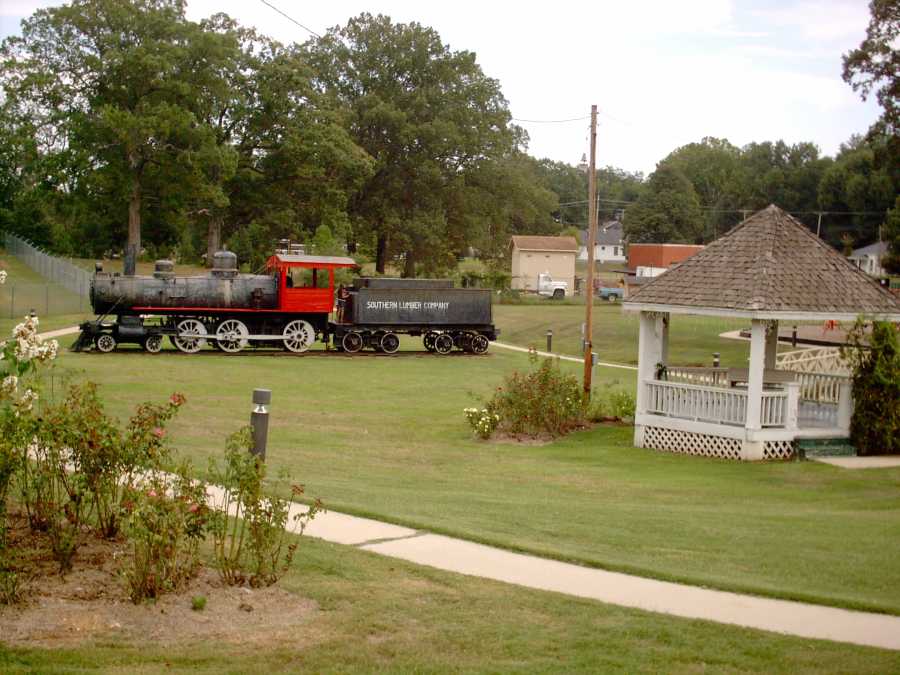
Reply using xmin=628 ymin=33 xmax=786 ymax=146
xmin=848 ymin=241 xmax=888 ymax=277
xmin=578 ymin=220 xmax=626 ymax=263
xmin=623 ymin=205 xmax=900 ymax=461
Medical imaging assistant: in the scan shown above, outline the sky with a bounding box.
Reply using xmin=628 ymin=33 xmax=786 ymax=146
xmin=0 ymin=0 xmax=882 ymax=176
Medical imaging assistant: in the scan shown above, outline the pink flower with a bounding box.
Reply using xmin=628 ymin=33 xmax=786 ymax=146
xmin=152 ymin=427 xmax=165 ymax=439
xmin=188 ymin=503 xmax=199 ymax=513
xmin=148 ymin=489 xmax=158 ymax=498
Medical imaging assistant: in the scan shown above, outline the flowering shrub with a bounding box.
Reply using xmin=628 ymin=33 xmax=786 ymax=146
xmin=464 ymin=407 xmax=500 ymax=439
xmin=122 ymin=465 xmax=209 ymax=603
xmin=1 ymin=307 xmax=59 ymax=588
xmin=470 ymin=352 xmax=585 ymax=439
xmin=207 ymin=428 xmax=320 ymax=587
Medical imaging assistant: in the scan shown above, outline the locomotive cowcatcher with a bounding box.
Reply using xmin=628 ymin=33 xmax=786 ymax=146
xmin=75 ymin=250 xmax=498 ymax=355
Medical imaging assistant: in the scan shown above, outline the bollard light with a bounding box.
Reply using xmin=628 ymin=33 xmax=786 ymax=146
xmin=546 ymin=329 xmax=553 ymax=353
xmin=712 ymin=352 xmax=720 ymax=368
xmin=250 ymin=388 xmax=271 ymax=460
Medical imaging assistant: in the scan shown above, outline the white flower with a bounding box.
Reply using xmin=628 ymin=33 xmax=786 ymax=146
xmin=0 ymin=270 xmax=7 ymax=284
xmin=1 ymin=375 xmax=18 ymax=396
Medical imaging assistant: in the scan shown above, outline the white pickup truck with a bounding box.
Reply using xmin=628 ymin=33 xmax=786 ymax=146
xmin=537 ymin=272 xmax=568 ymax=299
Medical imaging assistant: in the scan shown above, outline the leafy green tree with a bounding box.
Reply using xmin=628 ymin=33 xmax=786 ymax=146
xmin=196 ymin=17 xmax=371 ymax=266
xmin=1 ymin=0 xmax=237 ymax=271
xmin=623 ymin=165 xmax=703 ymax=243
xmin=842 ymin=319 xmax=900 ymax=456
xmin=842 ymin=0 xmax=899 ymax=137
xmin=306 ymin=13 xmax=516 ymax=275
xmin=657 ymin=138 xmax=742 ymax=239
xmin=881 ymin=196 xmax=900 ymax=274
xmin=817 ymin=135 xmax=895 ymax=249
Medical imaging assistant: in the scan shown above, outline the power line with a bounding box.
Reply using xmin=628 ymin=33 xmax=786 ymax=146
xmin=512 ymin=116 xmax=590 ymax=124
xmin=556 ymin=197 xmax=887 ymax=218
xmin=258 ymin=0 xmax=321 ymax=38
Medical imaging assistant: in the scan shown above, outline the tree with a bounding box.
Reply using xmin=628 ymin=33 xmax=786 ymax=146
xmin=882 ymin=196 xmax=900 ymax=274
xmin=657 ymin=138 xmax=742 ymax=239
xmin=842 ymin=0 xmax=899 ymax=137
xmin=817 ymin=136 xmax=895 ymax=249
xmin=623 ymin=165 xmax=703 ymax=243
xmin=1 ymin=0 xmax=238 ymax=272
xmin=190 ymin=16 xmax=371 ymax=267
xmin=306 ymin=14 xmax=516 ymax=275
xmin=842 ymin=319 xmax=900 ymax=456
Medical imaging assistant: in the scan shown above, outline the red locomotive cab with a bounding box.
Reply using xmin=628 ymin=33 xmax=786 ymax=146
xmin=265 ymin=254 xmax=357 ymax=314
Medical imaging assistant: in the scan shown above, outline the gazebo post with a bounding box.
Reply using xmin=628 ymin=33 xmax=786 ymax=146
xmin=743 ymin=319 xmax=767 ymax=459
xmin=634 ymin=311 xmax=667 ymax=448
xmin=765 ymin=321 xmax=779 ymax=370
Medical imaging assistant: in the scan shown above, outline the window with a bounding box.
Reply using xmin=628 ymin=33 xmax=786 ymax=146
xmin=288 ymin=267 xmax=329 ymax=289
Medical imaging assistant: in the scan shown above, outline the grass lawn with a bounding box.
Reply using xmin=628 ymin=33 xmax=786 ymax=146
xmin=0 ymin=250 xmax=91 ymax=328
xmin=3 ymin=532 xmax=898 ymax=673
xmin=41 ymin=343 xmax=900 ymax=616
xmin=494 ymin=302 xmax=753 ymax=366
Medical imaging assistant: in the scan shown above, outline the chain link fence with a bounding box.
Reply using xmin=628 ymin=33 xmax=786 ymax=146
xmin=1 ymin=232 xmax=91 ymax=318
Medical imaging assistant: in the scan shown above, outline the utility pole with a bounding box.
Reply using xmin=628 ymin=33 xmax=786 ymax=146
xmin=583 ymin=105 xmax=598 ymax=399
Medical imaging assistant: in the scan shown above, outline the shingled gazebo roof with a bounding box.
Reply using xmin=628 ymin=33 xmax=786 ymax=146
xmin=624 ymin=205 xmax=900 ymax=321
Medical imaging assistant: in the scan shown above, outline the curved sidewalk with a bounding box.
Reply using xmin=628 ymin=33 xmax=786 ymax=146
xmin=281 ymin=500 xmax=900 ymax=651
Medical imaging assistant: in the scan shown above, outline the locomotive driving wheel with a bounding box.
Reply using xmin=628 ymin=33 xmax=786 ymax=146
xmin=215 ymin=319 xmax=249 ymax=353
xmin=341 ymin=331 xmax=364 ymax=353
xmin=283 ymin=320 xmax=316 ymax=353
xmin=173 ymin=319 xmax=208 ymax=353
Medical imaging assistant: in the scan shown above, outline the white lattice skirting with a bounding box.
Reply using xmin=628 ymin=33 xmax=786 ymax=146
xmin=642 ymin=426 xmax=795 ymax=461
xmin=762 ymin=440 xmax=795 ymax=460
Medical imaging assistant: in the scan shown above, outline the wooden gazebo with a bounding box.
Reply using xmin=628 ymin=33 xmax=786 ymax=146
xmin=623 ymin=205 xmax=900 ymax=461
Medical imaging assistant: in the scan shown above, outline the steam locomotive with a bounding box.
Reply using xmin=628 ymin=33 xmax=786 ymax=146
xmin=74 ymin=251 xmax=498 ymax=355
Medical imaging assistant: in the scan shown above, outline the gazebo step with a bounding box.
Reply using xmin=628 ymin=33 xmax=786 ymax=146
xmin=796 ymin=438 xmax=857 ymax=459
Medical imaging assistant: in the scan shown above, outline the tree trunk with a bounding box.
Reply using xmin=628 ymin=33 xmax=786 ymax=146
xmin=402 ymin=249 xmax=415 ymax=278
xmin=376 ymin=234 xmax=387 ymax=274
xmin=207 ymin=215 xmax=222 ymax=268
xmin=125 ymin=173 xmax=141 ymax=276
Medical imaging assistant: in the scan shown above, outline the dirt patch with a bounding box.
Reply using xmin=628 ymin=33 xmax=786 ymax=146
xmin=0 ymin=514 xmax=317 ymax=648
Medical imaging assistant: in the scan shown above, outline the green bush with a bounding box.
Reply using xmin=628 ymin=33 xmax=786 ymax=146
xmin=842 ymin=319 xmax=900 ymax=456
xmin=122 ymin=465 xmax=208 ymax=603
xmin=207 ymin=428 xmax=320 ymax=588
xmin=471 ymin=352 xmax=584 ymax=439
xmin=587 ymin=382 xmax=636 ymax=423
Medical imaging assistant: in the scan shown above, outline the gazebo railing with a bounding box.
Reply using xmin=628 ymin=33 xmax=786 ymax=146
xmin=644 ymin=380 xmax=791 ymax=428
xmin=663 ymin=366 xmax=729 ymax=387
xmin=646 ymin=380 xmax=748 ymax=426
xmin=662 ymin=366 xmax=848 ymax=407
xmin=792 ymin=371 xmax=848 ymax=404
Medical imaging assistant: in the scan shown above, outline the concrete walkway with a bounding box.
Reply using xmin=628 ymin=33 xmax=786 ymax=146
xmin=262 ymin=497 xmax=900 ymax=651
xmin=39 ymin=326 xmax=81 ymax=339
xmin=813 ymin=456 xmax=900 ymax=469
xmin=493 ymin=341 xmax=637 ymax=372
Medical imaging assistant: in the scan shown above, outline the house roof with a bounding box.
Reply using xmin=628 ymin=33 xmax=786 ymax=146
xmin=510 ymin=236 xmax=579 ymax=252
xmin=850 ymin=241 xmax=888 ymax=258
xmin=624 ymin=205 xmax=900 ymax=320
xmin=268 ymin=254 xmax=357 ymax=267
xmin=579 ymin=221 xmax=624 ymax=247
